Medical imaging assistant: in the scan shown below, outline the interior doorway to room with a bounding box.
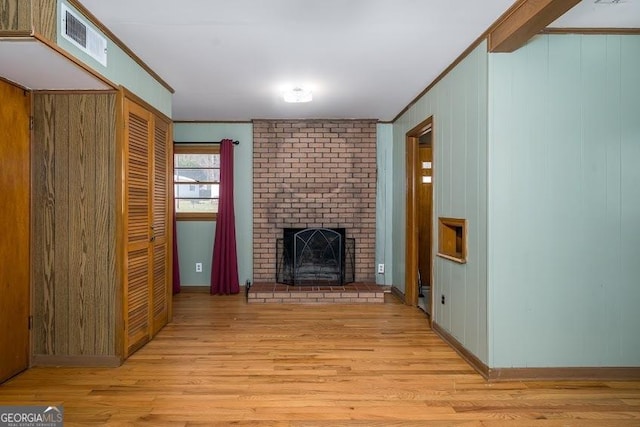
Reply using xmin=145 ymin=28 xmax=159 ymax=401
xmin=405 ymin=117 xmax=433 ymax=317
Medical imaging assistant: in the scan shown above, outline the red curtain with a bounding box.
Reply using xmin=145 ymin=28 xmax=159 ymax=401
xmin=172 ymin=209 xmax=181 ymax=294
xmin=210 ymin=139 xmax=240 ymax=294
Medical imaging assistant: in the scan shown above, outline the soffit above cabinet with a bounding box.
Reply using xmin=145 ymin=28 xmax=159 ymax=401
xmin=0 ymin=39 xmax=112 ymax=90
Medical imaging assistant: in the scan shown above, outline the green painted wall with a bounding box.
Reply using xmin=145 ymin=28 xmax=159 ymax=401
xmin=392 ymin=41 xmax=489 ymax=363
xmin=173 ymin=123 xmax=253 ymax=287
xmin=57 ymin=0 xmax=172 ymax=117
xmin=488 ymin=34 xmax=640 ymax=367
xmin=376 ymin=124 xmax=394 ymax=285
xmin=176 ymin=221 xmax=215 ymax=286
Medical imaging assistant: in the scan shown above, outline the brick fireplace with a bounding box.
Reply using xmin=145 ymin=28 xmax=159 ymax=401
xmin=253 ymin=119 xmax=377 ymax=285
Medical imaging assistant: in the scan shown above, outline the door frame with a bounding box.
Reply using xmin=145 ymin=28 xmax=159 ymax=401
xmin=405 ymin=116 xmax=434 ymax=315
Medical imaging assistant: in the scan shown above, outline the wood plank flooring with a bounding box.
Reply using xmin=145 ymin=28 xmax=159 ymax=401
xmin=1 ymin=292 xmax=639 ymax=426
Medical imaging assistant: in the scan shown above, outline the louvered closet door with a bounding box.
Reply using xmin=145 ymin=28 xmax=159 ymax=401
xmin=151 ymin=117 xmax=170 ymax=336
xmin=124 ymin=99 xmax=153 ymax=356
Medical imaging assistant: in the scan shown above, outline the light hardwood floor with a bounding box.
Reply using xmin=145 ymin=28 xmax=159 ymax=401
xmin=1 ymin=292 xmax=639 ymax=426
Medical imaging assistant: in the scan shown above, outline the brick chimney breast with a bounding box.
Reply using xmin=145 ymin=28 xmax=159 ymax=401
xmin=253 ymin=120 xmax=377 ymax=283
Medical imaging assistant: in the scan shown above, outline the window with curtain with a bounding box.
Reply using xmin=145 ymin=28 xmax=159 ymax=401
xmin=173 ymin=144 xmax=220 ymax=220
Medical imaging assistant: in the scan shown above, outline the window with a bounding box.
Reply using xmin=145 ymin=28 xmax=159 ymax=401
xmin=173 ymin=144 xmax=220 ymax=220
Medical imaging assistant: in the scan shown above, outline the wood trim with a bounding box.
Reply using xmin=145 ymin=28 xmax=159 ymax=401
xmin=179 ymin=286 xmax=210 ymax=293
xmin=542 ymin=27 xmax=640 ymax=35
xmin=28 ymin=87 xmax=35 ymax=369
xmin=433 ymin=321 xmax=640 ymax=382
xmin=404 ymin=117 xmax=433 ymax=308
xmin=66 ymin=0 xmax=174 ymax=94
xmin=31 ymin=355 xmax=122 ymax=367
xmin=407 ymin=118 xmax=433 ymax=139
xmin=432 ymin=321 xmax=490 ymax=379
xmin=174 ymin=144 xmax=221 ymax=154
xmin=405 ymin=137 xmax=418 ymax=307
xmin=0 ymin=30 xmax=32 ymax=36
xmin=488 ymin=367 xmax=640 ymax=382
xmin=174 ymin=120 xmax=253 ymax=124
xmin=176 ymin=213 xmax=218 ymax=221
xmin=0 ymin=75 xmax=29 ymax=91
xmin=122 ymin=86 xmax=171 ymax=124
xmin=251 ymin=118 xmax=380 ymax=123
xmin=33 ymin=89 xmax=118 ymax=94
xmin=488 ymin=0 xmax=581 ymax=52
xmin=390 ymin=286 xmax=406 ymax=304
xmin=114 ymin=88 xmax=126 ymax=359
xmin=166 ymin=122 xmax=175 ymax=324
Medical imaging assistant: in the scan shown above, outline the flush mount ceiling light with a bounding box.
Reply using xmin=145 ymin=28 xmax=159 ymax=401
xmin=283 ymin=87 xmax=312 ymax=103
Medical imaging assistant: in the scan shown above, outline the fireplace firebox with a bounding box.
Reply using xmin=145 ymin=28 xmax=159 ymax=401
xmin=276 ymin=228 xmax=355 ymax=286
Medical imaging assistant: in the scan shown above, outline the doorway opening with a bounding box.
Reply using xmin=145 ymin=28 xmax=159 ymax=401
xmin=405 ymin=117 xmax=433 ymax=318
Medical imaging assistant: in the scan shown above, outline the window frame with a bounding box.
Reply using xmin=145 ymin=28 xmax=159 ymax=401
xmin=173 ymin=143 xmax=220 ymax=221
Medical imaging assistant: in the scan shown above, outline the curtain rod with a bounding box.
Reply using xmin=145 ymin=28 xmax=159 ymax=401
xmin=174 ymin=140 xmax=239 ymax=145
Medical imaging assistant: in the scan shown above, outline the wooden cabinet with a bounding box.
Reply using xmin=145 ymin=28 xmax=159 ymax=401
xmin=32 ymin=91 xmax=120 ymax=365
xmin=123 ymin=96 xmax=171 ymax=357
xmin=2 ymin=0 xmax=172 ymax=368
xmin=30 ymin=90 xmax=172 ymax=365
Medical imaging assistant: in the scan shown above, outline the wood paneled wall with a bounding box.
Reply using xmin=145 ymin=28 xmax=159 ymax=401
xmin=0 ymin=0 xmax=55 ymax=40
xmin=0 ymin=0 xmax=31 ymax=32
xmin=32 ymin=0 xmax=56 ymax=41
xmin=32 ymin=92 xmax=119 ymax=361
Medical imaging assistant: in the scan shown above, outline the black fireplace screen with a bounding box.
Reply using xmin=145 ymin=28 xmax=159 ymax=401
xmin=276 ymin=228 xmax=355 ymax=286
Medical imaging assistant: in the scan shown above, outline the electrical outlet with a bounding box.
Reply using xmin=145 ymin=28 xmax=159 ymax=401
xmin=377 ymin=263 xmax=385 ymax=274
xmin=441 ymin=294 xmax=445 ymax=304
xmin=195 ymin=262 xmax=203 ymax=273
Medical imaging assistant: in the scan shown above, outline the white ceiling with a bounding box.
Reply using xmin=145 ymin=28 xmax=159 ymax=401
xmin=551 ymin=0 xmax=640 ymax=28
xmin=77 ymin=0 xmax=639 ymax=122
xmin=0 ymin=39 xmax=111 ymax=90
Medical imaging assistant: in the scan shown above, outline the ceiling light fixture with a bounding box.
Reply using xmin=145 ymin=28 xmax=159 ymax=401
xmin=283 ymin=87 xmax=312 ymax=103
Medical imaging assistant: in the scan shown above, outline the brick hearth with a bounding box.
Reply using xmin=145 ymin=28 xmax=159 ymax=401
xmin=248 ymin=283 xmax=387 ymax=304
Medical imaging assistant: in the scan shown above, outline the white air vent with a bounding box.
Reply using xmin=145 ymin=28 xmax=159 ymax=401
xmin=61 ymin=4 xmax=107 ymax=67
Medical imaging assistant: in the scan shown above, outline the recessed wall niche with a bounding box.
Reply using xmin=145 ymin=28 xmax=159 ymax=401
xmin=437 ymin=217 xmax=467 ymax=263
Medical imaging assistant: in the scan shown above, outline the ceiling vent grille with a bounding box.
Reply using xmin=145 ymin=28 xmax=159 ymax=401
xmin=61 ymin=4 xmax=107 ymax=67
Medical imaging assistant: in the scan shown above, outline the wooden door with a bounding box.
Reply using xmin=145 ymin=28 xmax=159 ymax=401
xmin=151 ymin=117 xmax=170 ymax=336
xmin=405 ymin=117 xmax=433 ymax=308
xmin=418 ymin=137 xmax=433 ymax=288
xmin=123 ymin=99 xmax=153 ymax=356
xmin=123 ymin=96 xmax=171 ymax=356
xmin=0 ymin=80 xmax=30 ymax=382
xmin=418 ymin=134 xmax=433 ymax=315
